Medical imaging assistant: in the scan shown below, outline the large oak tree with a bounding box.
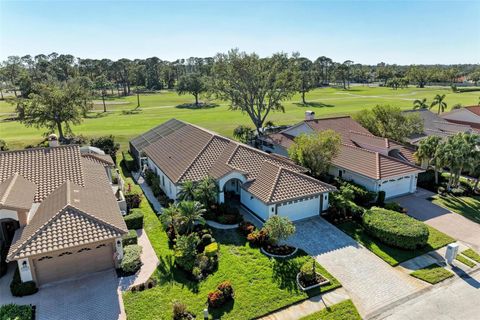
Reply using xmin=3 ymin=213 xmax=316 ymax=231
xmin=211 ymin=49 xmax=299 ymax=135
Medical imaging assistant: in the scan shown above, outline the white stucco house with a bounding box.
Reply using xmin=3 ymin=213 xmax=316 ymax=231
xmin=258 ymin=112 xmax=423 ymax=199
xmin=130 ymin=119 xmax=336 ymax=222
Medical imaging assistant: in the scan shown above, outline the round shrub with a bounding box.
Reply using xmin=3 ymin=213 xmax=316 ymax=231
xmin=121 ymin=245 xmax=143 ymax=274
xmin=300 ymin=261 xmax=316 ymax=283
xmin=122 ymin=230 xmax=138 ymax=246
xmin=10 ymin=267 xmax=38 ymax=297
xmin=362 ymin=207 xmax=429 ymax=250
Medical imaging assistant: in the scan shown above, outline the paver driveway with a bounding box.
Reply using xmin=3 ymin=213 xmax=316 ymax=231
xmin=287 ymin=217 xmax=426 ymax=318
xmin=395 ymin=189 xmax=480 ymax=251
xmin=0 ymin=265 xmax=124 ymax=320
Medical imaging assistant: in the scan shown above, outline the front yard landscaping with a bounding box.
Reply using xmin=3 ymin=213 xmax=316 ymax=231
xmin=337 ymin=220 xmax=454 ymax=266
xmin=0 ymin=303 xmax=34 ymax=320
xmin=299 ymin=299 xmax=361 ymax=320
xmin=432 ymin=195 xmax=480 ymax=224
xmin=462 ymin=249 xmax=480 ymax=263
xmin=121 ymin=165 xmax=341 ymax=320
xmin=455 ymin=255 xmax=476 ymax=268
xmin=410 ymin=264 xmax=454 ymax=284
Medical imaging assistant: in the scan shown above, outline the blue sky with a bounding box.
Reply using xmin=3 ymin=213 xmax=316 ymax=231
xmin=1 ymin=0 xmax=479 ymax=64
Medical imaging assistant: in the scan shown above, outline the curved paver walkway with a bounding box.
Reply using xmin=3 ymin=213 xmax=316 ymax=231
xmin=287 ymin=217 xmax=426 ymax=319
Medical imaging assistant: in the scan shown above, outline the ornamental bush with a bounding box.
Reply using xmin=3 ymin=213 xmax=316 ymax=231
xmin=0 ymin=304 xmax=33 ymax=320
xmin=124 ymin=209 xmax=144 ymax=230
xmin=362 ymin=207 xmax=429 ymax=250
xmin=10 ymin=267 xmax=38 ymax=297
xmin=122 ymin=230 xmax=138 ymax=246
xmin=300 ymin=261 xmax=317 ymax=283
xmin=204 ymin=242 xmax=219 ymax=257
xmin=121 ymin=245 xmax=142 ymax=274
xmin=125 ymin=192 xmax=142 ymax=210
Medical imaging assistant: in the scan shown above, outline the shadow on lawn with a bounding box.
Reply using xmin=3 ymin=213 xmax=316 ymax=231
xmin=293 ymin=101 xmax=334 ymax=108
xmin=210 ymin=299 xmax=235 ymax=319
xmin=175 ymin=102 xmax=219 ymax=110
xmin=155 ymin=254 xmax=200 ymax=293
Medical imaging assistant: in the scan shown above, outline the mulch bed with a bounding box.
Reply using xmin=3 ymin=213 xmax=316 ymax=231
xmin=263 ymin=244 xmax=296 ymax=256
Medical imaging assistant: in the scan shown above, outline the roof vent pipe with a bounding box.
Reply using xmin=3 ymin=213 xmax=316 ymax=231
xmin=48 ymin=134 xmax=59 ymax=147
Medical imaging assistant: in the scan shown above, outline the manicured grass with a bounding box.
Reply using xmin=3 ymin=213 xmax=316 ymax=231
xmin=337 ymin=220 xmax=455 ymax=266
xmin=122 ymin=165 xmax=340 ymax=320
xmin=2 ymin=86 xmax=479 ymax=150
xmin=299 ymin=299 xmax=361 ymax=320
xmin=455 ymin=255 xmax=476 ymax=268
xmin=432 ymin=195 xmax=480 ymax=224
xmin=410 ymin=264 xmax=454 ymax=284
xmin=462 ymin=249 xmax=480 ymax=263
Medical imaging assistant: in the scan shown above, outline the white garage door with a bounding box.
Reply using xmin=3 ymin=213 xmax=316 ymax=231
xmin=381 ymin=176 xmax=412 ymax=199
xmin=277 ymin=196 xmax=321 ymax=221
xmin=33 ymin=242 xmax=114 ymax=285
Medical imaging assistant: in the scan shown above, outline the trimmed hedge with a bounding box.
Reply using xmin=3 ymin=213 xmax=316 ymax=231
xmin=10 ymin=267 xmax=38 ymax=297
xmin=122 ymin=151 xmax=138 ymax=172
xmin=122 ymin=230 xmax=138 ymax=246
xmin=124 ymin=209 xmax=144 ymax=230
xmin=121 ymin=245 xmax=143 ymax=274
xmin=362 ymin=207 xmax=429 ymax=250
xmin=0 ymin=303 xmax=33 ymax=320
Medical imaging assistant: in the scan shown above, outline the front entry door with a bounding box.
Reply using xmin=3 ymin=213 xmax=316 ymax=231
xmin=1 ymin=220 xmax=20 ymax=245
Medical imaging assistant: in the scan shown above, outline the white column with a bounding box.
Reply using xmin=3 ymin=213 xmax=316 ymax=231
xmin=18 ymin=259 xmax=33 ymax=282
xmin=115 ymin=238 xmax=124 ymax=260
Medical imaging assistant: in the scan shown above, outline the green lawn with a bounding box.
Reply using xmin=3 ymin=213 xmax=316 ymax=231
xmin=337 ymin=220 xmax=455 ymax=266
xmin=462 ymin=249 xmax=480 ymax=263
xmin=455 ymin=255 xmax=476 ymax=268
xmin=299 ymin=300 xmax=361 ymax=320
xmin=432 ymin=195 xmax=480 ymax=224
xmin=122 ymin=171 xmax=340 ymax=320
xmin=1 ymin=86 xmax=478 ymax=150
xmin=410 ymin=264 xmax=454 ymax=284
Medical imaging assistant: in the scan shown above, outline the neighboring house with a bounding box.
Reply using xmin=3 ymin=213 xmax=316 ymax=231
xmin=130 ymin=119 xmax=336 ymax=222
xmin=441 ymin=105 xmax=480 ymax=130
xmin=0 ymin=136 xmax=127 ymax=286
xmin=403 ymin=109 xmax=475 ymax=145
xmin=258 ymin=112 xmax=423 ymax=199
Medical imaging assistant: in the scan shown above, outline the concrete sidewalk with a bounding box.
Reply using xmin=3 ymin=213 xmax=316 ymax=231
xmin=259 ymin=287 xmax=350 ymax=320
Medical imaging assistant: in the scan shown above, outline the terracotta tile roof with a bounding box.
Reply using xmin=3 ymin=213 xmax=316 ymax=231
xmin=244 ymin=161 xmax=335 ymax=204
xmin=466 ymin=106 xmax=480 ymax=116
xmin=2 ymin=146 xmax=127 ymax=261
xmin=0 ymin=146 xmax=85 ymax=202
xmin=0 ymin=174 xmax=36 ymax=210
xmin=135 ymin=120 xmax=333 ymax=204
xmin=8 ymin=208 xmax=123 ymax=260
xmin=303 ymin=116 xmax=372 ymax=145
xmin=81 ymin=153 xmax=114 ymax=166
xmin=333 ymin=144 xmax=422 ymax=180
xmin=7 ymin=170 xmax=127 ymax=261
xmin=349 ymin=131 xmax=389 ymax=149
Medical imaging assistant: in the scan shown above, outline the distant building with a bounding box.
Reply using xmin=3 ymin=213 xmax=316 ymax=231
xmin=441 ymin=106 xmax=480 ymax=130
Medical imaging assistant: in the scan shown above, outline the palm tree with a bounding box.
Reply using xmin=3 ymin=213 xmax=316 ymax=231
xmin=414 ymin=136 xmax=442 ymax=184
xmin=177 ymin=180 xmax=196 ymax=201
xmin=194 ymin=176 xmax=219 ymax=207
xmin=159 ymin=203 xmax=181 ymax=234
xmin=430 ymin=94 xmax=447 ymax=114
xmin=413 ymin=98 xmax=428 ymax=110
xmin=178 ymin=201 xmax=206 ymax=233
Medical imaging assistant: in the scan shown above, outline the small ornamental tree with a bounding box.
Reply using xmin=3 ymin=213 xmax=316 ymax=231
xmin=174 ymin=233 xmax=199 ymax=271
xmin=263 ymin=215 xmax=296 ymax=245
xmin=90 ymin=135 xmax=120 ymax=163
xmin=176 ymin=73 xmax=207 ymax=107
xmin=289 ymin=130 xmax=341 ymax=178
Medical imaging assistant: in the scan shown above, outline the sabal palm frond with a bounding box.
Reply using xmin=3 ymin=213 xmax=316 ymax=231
xmin=413 ymin=98 xmax=428 ymax=110
xmin=430 ymin=94 xmax=447 ymax=114
xmin=178 ymin=201 xmax=206 ymax=233
xmin=177 ymin=180 xmax=197 ymax=201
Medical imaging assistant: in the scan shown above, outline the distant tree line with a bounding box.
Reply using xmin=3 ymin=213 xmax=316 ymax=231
xmin=1 ymin=53 xmax=479 ymax=101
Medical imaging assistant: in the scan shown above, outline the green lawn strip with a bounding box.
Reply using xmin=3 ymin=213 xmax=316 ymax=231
xmin=337 ymin=221 xmax=454 ymax=266
xmin=2 ymin=86 xmax=478 ymax=150
xmin=455 ymin=255 xmax=476 ymax=268
xmin=410 ymin=264 xmax=454 ymax=284
xmin=461 ymin=249 xmax=480 ymax=263
xmin=298 ymin=299 xmax=361 ymax=320
xmin=432 ymin=195 xmax=480 ymax=224
xmin=121 ymin=163 xmax=341 ymax=320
